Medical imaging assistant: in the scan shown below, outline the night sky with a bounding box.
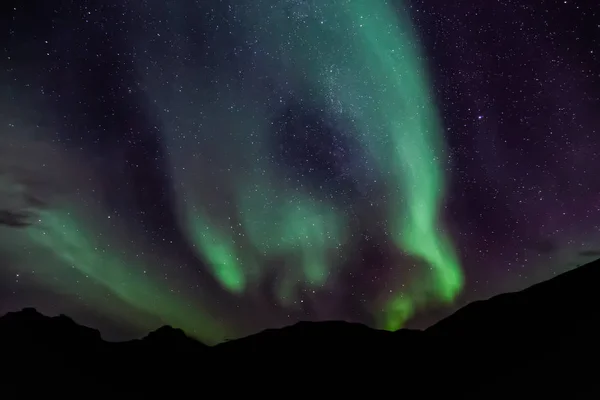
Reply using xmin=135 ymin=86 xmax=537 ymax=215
xmin=0 ymin=0 xmax=598 ymax=344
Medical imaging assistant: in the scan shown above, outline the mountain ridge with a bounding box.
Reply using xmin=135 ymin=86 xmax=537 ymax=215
xmin=1 ymin=258 xmax=598 ymax=396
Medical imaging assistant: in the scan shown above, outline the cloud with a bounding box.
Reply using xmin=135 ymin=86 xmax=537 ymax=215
xmin=0 ymin=210 xmax=31 ymax=227
xmin=0 ymin=137 xmax=90 ymax=227
xmin=579 ymin=250 xmax=600 ymax=258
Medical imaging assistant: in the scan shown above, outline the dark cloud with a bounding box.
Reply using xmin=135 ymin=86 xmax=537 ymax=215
xmin=0 ymin=210 xmax=31 ymax=228
xmin=579 ymin=250 xmax=600 ymax=258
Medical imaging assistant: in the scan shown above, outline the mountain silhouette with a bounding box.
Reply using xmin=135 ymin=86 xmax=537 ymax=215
xmin=1 ymin=259 xmax=599 ymax=396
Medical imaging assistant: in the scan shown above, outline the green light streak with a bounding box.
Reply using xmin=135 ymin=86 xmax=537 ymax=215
xmin=25 ymin=208 xmax=226 ymax=344
xmin=352 ymin=0 xmax=464 ymax=327
xmin=187 ymin=209 xmax=246 ymax=294
xmin=238 ymin=185 xmax=347 ymax=291
xmin=238 ymin=0 xmax=464 ymax=328
xmin=179 ymin=170 xmax=348 ymax=304
xmin=343 ymin=0 xmax=464 ymax=328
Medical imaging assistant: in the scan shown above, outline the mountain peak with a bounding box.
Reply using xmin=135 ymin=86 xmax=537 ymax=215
xmin=144 ymin=325 xmax=187 ymax=340
xmin=143 ymin=325 xmax=207 ymax=349
xmin=0 ymin=307 xmax=102 ymax=344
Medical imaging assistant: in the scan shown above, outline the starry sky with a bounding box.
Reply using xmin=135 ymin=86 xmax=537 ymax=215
xmin=0 ymin=0 xmax=598 ymax=344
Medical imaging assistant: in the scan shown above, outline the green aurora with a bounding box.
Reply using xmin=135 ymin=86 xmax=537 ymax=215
xmin=1 ymin=0 xmax=464 ymax=343
xmin=151 ymin=0 xmax=464 ymax=331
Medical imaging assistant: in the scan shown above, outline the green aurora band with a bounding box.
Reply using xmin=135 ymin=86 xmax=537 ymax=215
xmin=149 ymin=0 xmax=464 ymax=330
xmin=276 ymin=0 xmax=464 ymax=329
xmin=23 ymin=206 xmax=227 ymax=343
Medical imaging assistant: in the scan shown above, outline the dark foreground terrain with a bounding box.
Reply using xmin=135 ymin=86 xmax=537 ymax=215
xmin=2 ymin=259 xmax=599 ymax=396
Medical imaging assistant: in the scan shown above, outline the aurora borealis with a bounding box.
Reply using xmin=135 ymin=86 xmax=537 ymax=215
xmin=1 ymin=0 xmax=599 ymax=344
